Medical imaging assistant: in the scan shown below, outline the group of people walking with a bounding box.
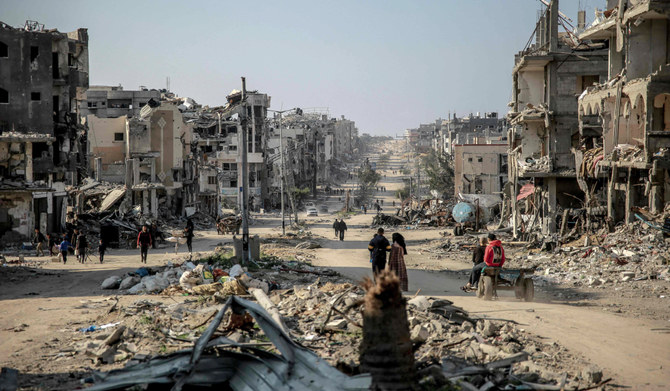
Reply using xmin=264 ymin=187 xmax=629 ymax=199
xmin=367 ymin=228 xmax=409 ymax=291
xmin=332 ymin=219 xmax=348 ymax=241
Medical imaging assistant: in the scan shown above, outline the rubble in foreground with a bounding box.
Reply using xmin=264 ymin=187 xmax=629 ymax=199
xmin=6 ymin=251 xmax=613 ymax=390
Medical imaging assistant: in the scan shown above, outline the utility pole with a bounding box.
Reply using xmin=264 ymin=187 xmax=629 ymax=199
xmin=417 ymin=163 xmax=421 ymax=201
xmin=278 ymin=112 xmax=285 ymax=235
xmin=240 ymin=77 xmax=249 ymax=264
xmin=312 ymin=130 xmax=318 ymax=196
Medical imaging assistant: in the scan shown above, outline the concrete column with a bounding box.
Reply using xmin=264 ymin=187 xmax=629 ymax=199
xmin=546 ymin=177 xmax=557 ymax=234
xmin=94 ymin=157 xmax=102 ymax=181
xmin=133 ymin=159 xmax=140 ymax=186
xmin=142 ymin=190 xmax=149 ymax=215
xmin=625 ymin=167 xmax=635 ymax=224
xmin=649 ymin=161 xmax=664 ymax=214
xmin=125 ymin=159 xmax=133 ymax=188
xmin=25 ymin=141 xmax=33 ymax=183
xmin=150 ymin=158 xmax=156 ymax=182
xmin=150 ymin=188 xmax=158 ymax=217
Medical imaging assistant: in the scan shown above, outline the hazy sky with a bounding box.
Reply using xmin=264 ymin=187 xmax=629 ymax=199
xmin=1 ymin=0 xmax=605 ymax=136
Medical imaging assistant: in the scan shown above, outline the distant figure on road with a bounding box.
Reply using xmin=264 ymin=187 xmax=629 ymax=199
xmin=98 ymin=239 xmax=106 ymax=264
xmin=368 ymin=228 xmax=391 ymax=277
xmin=137 ymin=225 xmax=152 ymax=263
xmin=333 ymin=219 xmax=340 ymax=238
xmin=76 ymin=230 xmax=88 ymax=263
xmin=338 ymin=219 xmax=347 ymax=241
xmin=33 ymin=228 xmax=46 ymax=257
xmin=462 ymin=236 xmax=488 ymax=291
xmin=388 ymin=232 xmax=408 ymax=291
xmin=59 ymin=235 xmax=71 ymax=264
xmin=363 ymin=205 xmax=367 ymax=214
xmin=184 ymin=219 xmax=195 ymax=253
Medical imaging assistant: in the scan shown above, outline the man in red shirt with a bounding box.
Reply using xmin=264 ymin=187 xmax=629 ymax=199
xmin=484 ymin=233 xmax=505 ymax=267
xmin=137 ymin=225 xmax=152 ymax=263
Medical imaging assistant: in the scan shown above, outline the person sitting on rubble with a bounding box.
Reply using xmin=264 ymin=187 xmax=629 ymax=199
xmin=462 ymin=236 xmax=488 ymax=291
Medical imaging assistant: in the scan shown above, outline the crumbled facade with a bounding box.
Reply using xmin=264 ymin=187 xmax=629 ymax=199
xmin=453 ymin=144 xmax=508 ymax=198
xmin=507 ymin=0 xmax=609 ymax=235
xmin=0 ymin=20 xmax=89 ymax=243
xmin=577 ymin=0 xmax=670 ymax=225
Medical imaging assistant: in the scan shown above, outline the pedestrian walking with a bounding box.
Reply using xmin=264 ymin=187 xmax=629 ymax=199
xmin=33 ymin=228 xmax=46 ymax=257
xmin=98 ymin=239 xmax=106 ymax=264
xmin=184 ymin=218 xmax=194 ymax=253
xmin=363 ymin=205 xmax=367 ymax=214
xmin=388 ymin=232 xmax=409 ymax=291
xmin=368 ymin=228 xmax=391 ymax=276
xmin=76 ymin=230 xmax=88 ymax=263
xmin=46 ymin=234 xmax=57 ymax=256
xmin=338 ymin=219 xmax=347 ymax=241
xmin=333 ymin=219 xmax=340 ymax=238
xmin=59 ymin=235 xmax=71 ymax=264
xmin=137 ymin=225 xmax=152 ymax=263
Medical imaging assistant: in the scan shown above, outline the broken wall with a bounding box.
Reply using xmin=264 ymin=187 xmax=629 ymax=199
xmin=0 ymin=192 xmax=33 ymax=243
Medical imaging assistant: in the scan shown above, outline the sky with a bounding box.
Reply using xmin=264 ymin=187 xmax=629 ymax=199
xmin=0 ymin=0 xmax=605 ymax=136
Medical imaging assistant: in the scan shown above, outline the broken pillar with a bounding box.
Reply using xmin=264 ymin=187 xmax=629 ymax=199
xmin=125 ymin=159 xmax=133 ymax=188
xmin=546 ymin=177 xmax=557 ymax=234
xmin=150 ymin=158 xmax=156 ymax=182
xmin=650 ymin=160 xmax=664 ymax=214
xmin=25 ymin=141 xmax=33 ymax=183
xmin=150 ymin=188 xmax=157 ymax=217
xmin=360 ymin=270 xmax=417 ymax=390
xmin=142 ymin=190 xmax=149 ymax=215
xmin=133 ymin=159 xmax=140 ymax=187
xmin=95 ymin=157 xmax=102 ymax=182
xmin=625 ymin=167 xmax=635 ymax=224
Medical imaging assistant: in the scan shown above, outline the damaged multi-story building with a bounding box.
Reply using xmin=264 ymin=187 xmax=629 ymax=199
xmin=506 ymin=0 xmax=609 ymax=235
xmin=84 ymin=88 xmax=197 ymax=219
xmin=436 ymin=113 xmax=506 ymax=157
xmin=191 ymin=91 xmax=270 ymax=213
xmin=576 ymin=0 xmax=670 ymax=225
xmin=0 ymin=20 xmax=89 ymax=243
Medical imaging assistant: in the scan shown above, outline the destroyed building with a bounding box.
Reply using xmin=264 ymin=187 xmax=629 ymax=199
xmin=190 ymin=91 xmax=271 ymax=213
xmin=577 ymin=0 xmax=670 ymax=225
xmin=0 ymin=20 xmax=89 ymax=243
xmin=453 ymin=143 xmax=508 ymax=197
xmin=506 ymin=0 xmax=609 ymax=235
xmin=79 ymin=85 xmax=161 ymax=119
xmin=436 ymin=112 xmax=506 ymax=157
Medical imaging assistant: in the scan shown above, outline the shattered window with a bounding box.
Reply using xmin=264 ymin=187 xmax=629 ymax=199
xmin=31 ymin=92 xmax=41 ymax=101
xmin=208 ymin=176 xmax=216 ymax=185
xmin=30 ymin=46 xmax=38 ymax=62
xmin=114 ymin=133 xmax=124 ymax=141
xmin=0 ymin=42 xmax=7 ymax=58
xmin=0 ymin=88 xmax=8 ymax=104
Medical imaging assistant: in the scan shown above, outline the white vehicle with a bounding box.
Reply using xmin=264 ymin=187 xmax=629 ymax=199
xmin=306 ymin=207 xmax=318 ymax=216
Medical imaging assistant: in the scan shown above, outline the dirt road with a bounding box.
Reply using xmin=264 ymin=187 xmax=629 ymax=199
xmin=301 ymin=148 xmax=670 ymax=389
xmin=1 ymin=143 xmax=669 ymax=389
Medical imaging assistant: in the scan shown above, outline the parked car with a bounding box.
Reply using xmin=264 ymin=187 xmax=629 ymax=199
xmin=306 ymin=207 xmax=318 ymax=216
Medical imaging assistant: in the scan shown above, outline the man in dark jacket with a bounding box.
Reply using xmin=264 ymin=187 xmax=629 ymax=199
xmin=184 ymin=221 xmax=194 ymax=253
xmin=338 ymin=219 xmax=347 ymax=241
xmin=76 ymin=230 xmax=88 ymax=263
xmin=368 ymin=228 xmax=391 ymax=276
xmin=137 ymin=225 xmax=152 ymax=263
xmin=463 ymin=236 xmax=488 ymax=291
xmin=333 ymin=219 xmax=339 ymax=238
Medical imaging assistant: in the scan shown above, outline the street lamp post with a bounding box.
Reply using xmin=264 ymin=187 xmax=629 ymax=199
xmin=269 ymin=108 xmax=301 ymax=236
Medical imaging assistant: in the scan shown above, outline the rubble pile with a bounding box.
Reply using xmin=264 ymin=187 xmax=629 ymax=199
xmin=516 ymin=220 xmax=670 ymax=293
